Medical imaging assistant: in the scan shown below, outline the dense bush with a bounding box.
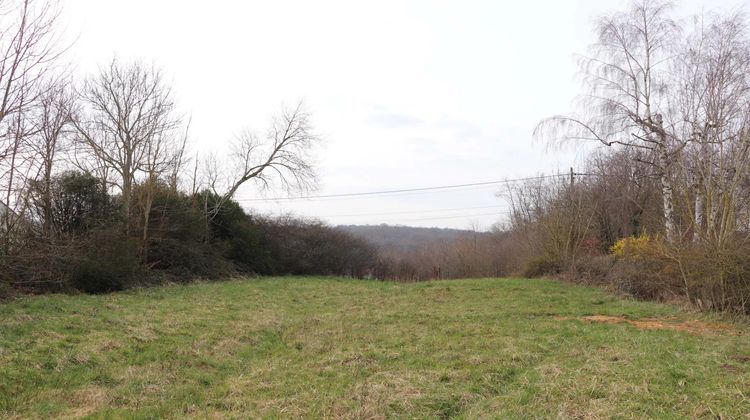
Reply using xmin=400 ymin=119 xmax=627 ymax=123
xmin=2 ymin=172 xmax=124 ymax=293
xmin=669 ymin=242 xmax=750 ymax=313
xmin=521 ymin=255 xmax=560 ymax=278
xmin=259 ymin=216 xmax=377 ymax=277
xmin=29 ymin=171 xmax=117 ymax=236
xmin=202 ymin=193 xmax=275 ymax=274
xmin=137 ymin=188 xmax=231 ymax=277
xmin=565 ymin=255 xmax=616 ymax=287
xmin=70 ymin=229 xmax=140 ymax=293
xmin=0 ymin=281 xmax=12 ymax=300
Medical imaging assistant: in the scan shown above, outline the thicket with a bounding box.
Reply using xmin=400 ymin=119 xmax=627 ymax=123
xmin=500 ymin=0 xmax=750 ymax=314
xmin=0 ymin=171 xmax=379 ymax=297
xmin=0 ymin=0 xmax=382 ymax=297
xmin=503 ymin=151 xmax=750 ymax=314
xmin=370 ymin=230 xmax=514 ymax=281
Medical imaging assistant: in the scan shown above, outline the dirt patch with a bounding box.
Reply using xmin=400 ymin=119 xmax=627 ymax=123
xmin=554 ymin=315 xmax=741 ymax=336
xmin=720 ymin=364 xmax=745 ymax=373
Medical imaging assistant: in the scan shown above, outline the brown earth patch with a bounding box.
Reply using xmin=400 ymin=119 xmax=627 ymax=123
xmin=554 ymin=315 xmax=741 ymax=336
xmin=720 ymin=364 xmax=745 ymax=373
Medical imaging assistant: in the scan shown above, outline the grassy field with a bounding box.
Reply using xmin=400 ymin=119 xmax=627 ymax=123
xmin=0 ymin=277 xmax=748 ymax=418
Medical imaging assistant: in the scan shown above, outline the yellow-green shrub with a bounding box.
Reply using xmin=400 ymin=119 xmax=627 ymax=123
xmin=610 ymin=234 xmax=664 ymax=259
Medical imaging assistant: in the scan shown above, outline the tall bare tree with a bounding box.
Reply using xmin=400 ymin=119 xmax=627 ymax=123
xmin=0 ymin=98 xmax=31 ymax=251
xmin=72 ymin=59 xmax=180 ymax=233
xmin=0 ymin=0 xmax=64 ymax=248
xmin=0 ymin=0 xmax=63 ymax=126
xmin=674 ymin=12 xmax=750 ymax=247
xmin=27 ymin=78 xmax=73 ymax=238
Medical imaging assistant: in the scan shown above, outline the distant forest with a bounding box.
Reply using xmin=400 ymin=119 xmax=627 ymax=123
xmin=338 ymin=225 xmax=483 ymax=252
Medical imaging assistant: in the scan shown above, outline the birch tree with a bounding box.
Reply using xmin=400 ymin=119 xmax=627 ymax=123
xmin=674 ymin=12 xmax=750 ymax=247
xmin=535 ymin=0 xmax=683 ymax=242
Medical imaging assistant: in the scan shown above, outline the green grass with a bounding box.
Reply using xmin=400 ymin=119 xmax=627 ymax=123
xmin=1 ymin=277 xmax=748 ymax=418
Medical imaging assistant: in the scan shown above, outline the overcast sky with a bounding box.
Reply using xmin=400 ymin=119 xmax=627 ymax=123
xmin=63 ymin=0 xmax=744 ymax=230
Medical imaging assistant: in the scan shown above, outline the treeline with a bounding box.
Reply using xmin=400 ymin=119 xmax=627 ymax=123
xmin=507 ymin=1 xmax=750 ymax=313
xmin=1 ymin=170 xmax=378 ymax=295
xmin=339 ymin=225 xmax=481 ymax=252
xmin=342 ymin=225 xmax=516 ymax=281
xmin=3 ymin=0 xmax=750 ymax=317
xmin=0 ymin=0 xmax=378 ymax=297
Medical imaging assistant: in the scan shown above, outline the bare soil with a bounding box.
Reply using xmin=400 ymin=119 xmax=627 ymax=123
xmin=554 ymin=314 xmax=741 ymax=336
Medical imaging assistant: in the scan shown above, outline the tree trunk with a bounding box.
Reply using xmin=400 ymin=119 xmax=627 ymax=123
xmin=141 ymin=194 xmax=152 ymax=263
xmin=657 ymin=145 xmax=677 ymax=243
xmin=694 ymin=185 xmax=704 ymax=243
xmin=122 ymin=177 xmax=131 ymax=234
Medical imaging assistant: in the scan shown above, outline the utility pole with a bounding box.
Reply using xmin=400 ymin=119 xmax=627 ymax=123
xmin=570 ymin=167 xmax=575 ymax=189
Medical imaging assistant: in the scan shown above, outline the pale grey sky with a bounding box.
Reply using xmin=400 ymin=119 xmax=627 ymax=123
xmin=63 ymin=0 xmax=745 ymax=229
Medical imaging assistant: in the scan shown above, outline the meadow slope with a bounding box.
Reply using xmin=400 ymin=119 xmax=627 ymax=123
xmin=1 ymin=277 xmax=748 ymax=418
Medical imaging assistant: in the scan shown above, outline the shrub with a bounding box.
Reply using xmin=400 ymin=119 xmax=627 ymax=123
xmin=610 ymin=234 xmax=663 ymax=259
xmin=606 ymin=234 xmax=675 ymax=299
xmin=605 ymin=258 xmax=668 ymax=299
xmin=70 ymin=229 xmax=140 ymax=293
xmin=137 ymin=187 xmax=227 ymax=277
xmin=521 ymin=256 xmax=560 ymax=278
xmin=571 ymin=254 xmax=615 ymax=284
xmin=30 ymin=171 xmax=117 ymax=236
xmin=147 ymin=238 xmax=234 ymax=279
xmin=0 ymin=280 xmax=12 ymax=300
xmin=674 ymin=241 xmax=750 ymax=313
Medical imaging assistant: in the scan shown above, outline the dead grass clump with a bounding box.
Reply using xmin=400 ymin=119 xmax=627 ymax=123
xmin=335 ymin=372 xmax=425 ymax=418
xmin=59 ymin=386 xmax=111 ymax=419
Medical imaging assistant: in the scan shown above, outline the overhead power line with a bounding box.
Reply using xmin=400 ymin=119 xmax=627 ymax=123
xmin=234 ymin=173 xmax=572 ymax=202
xmin=382 ymin=212 xmax=504 ymax=223
xmin=318 ymin=205 xmax=507 ymax=219
xmin=242 ymin=183 xmax=505 ymax=203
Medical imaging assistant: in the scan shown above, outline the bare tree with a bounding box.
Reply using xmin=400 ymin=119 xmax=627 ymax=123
xmin=0 ymin=99 xmax=32 ymax=251
xmin=0 ymin=0 xmax=64 ymax=249
xmin=27 ymin=78 xmax=73 ymax=238
xmin=72 ymin=59 xmax=180 ymax=233
xmin=673 ymin=12 xmax=750 ymax=247
xmin=0 ymin=0 xmax=63 ymax=126
xmin=203 ymin=102 xmax=319 ymax=232
xmin=505 ymin=175 xmax=596 ymax=269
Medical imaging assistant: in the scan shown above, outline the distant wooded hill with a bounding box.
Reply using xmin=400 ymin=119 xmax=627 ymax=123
xmin=338 ymin=224 xmax=485 ymax=252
